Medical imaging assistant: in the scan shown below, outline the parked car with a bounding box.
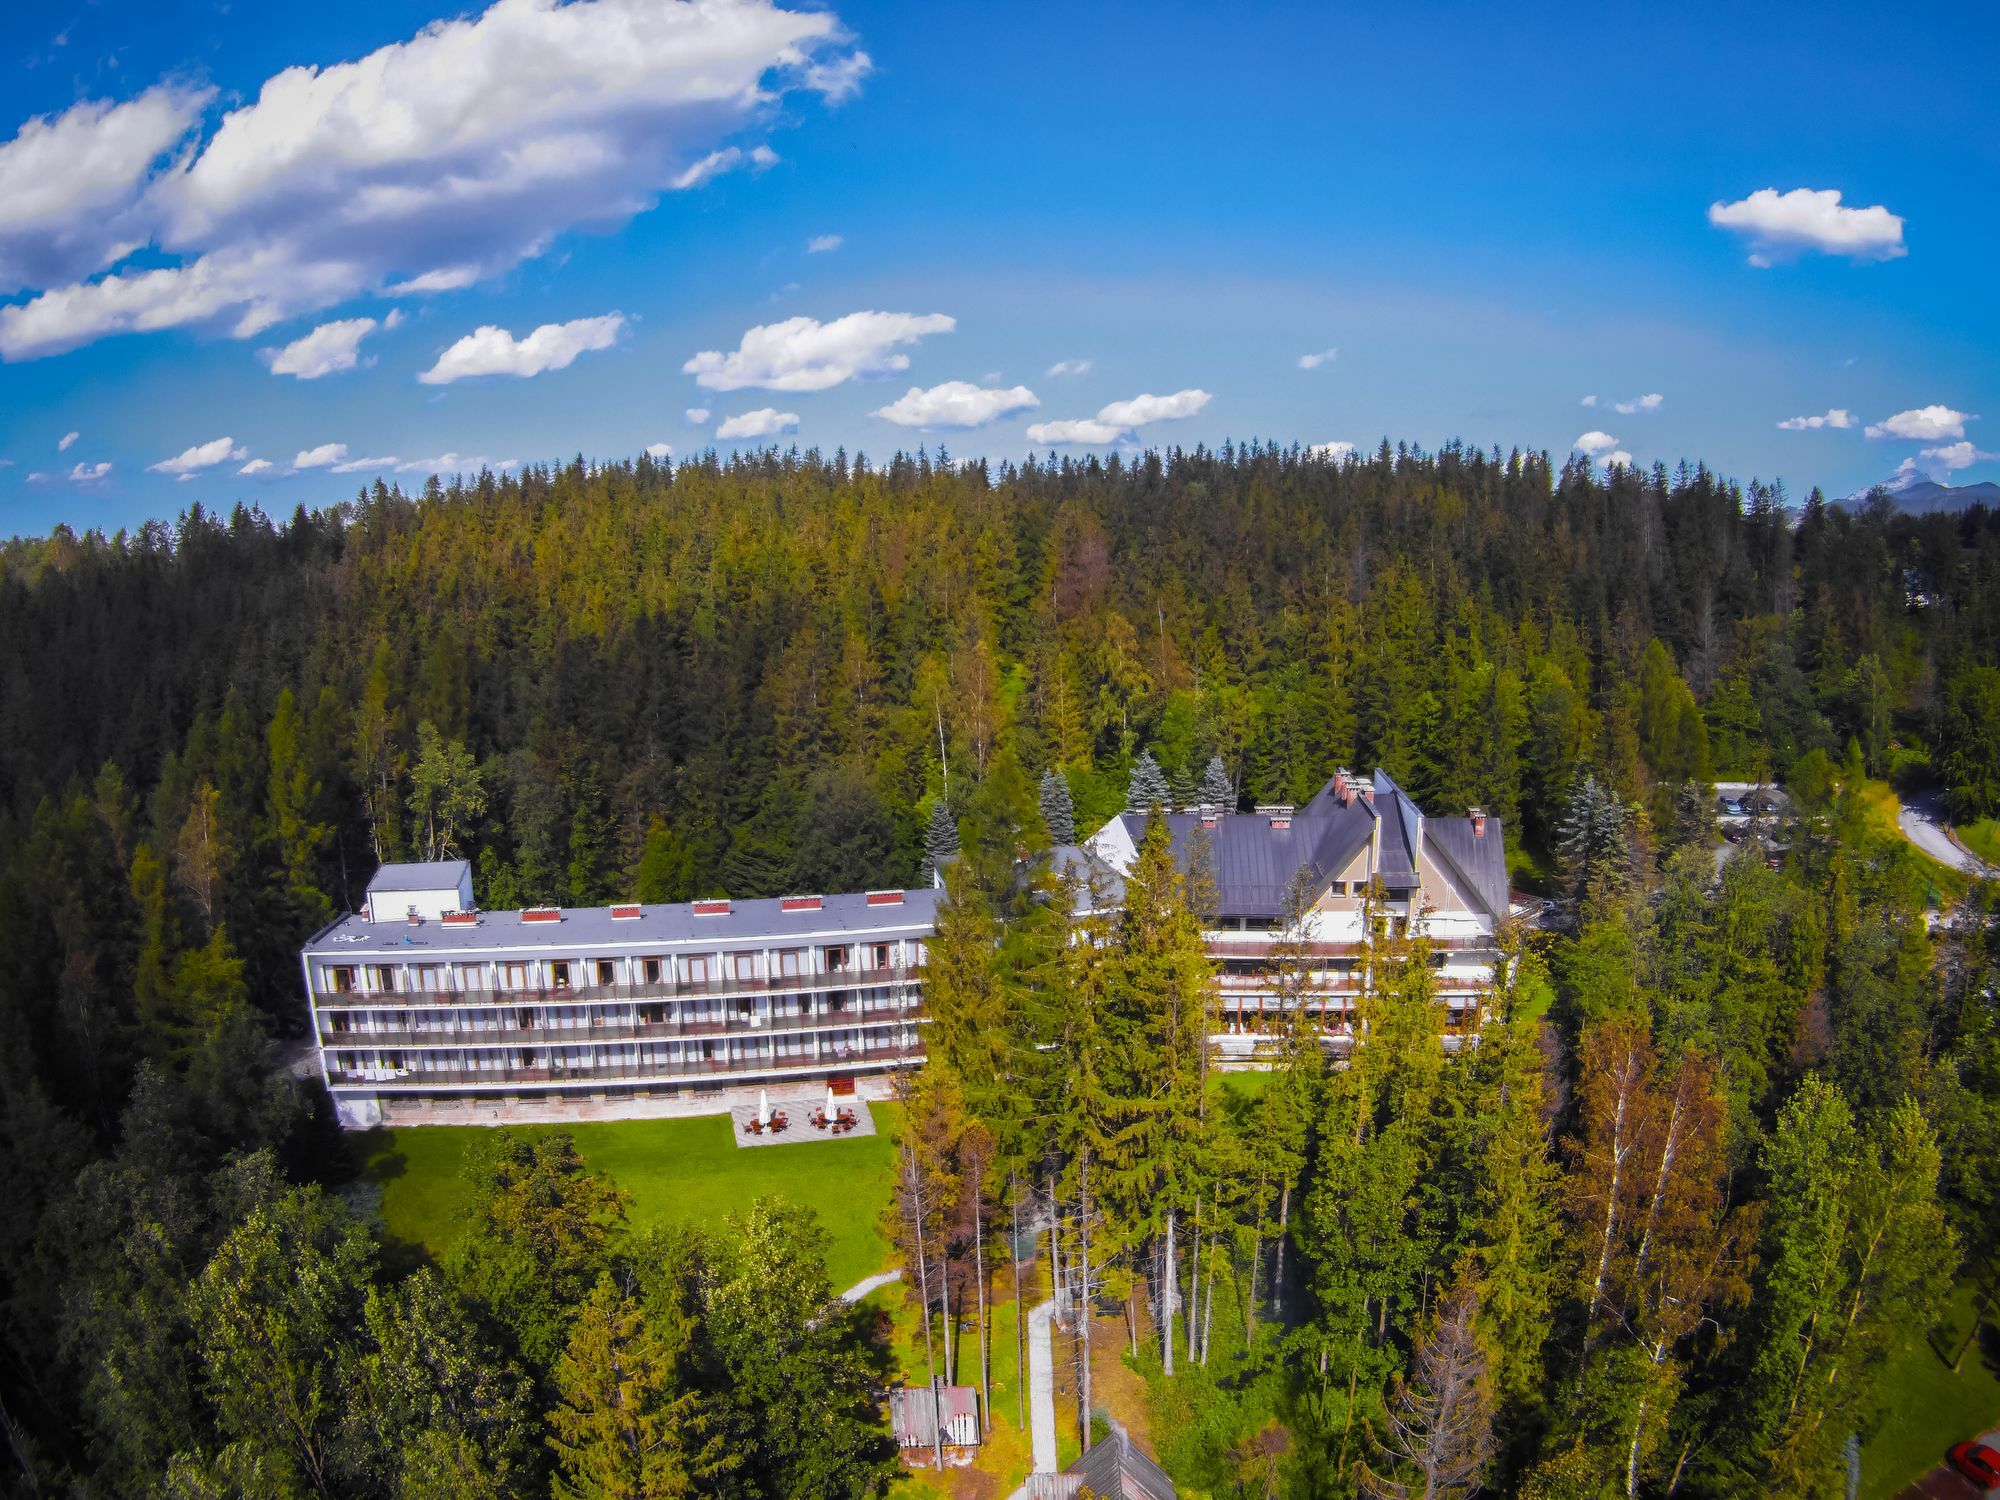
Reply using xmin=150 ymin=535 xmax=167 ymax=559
xmin=1719 ymin=798 xmax=1743 ymax=816
xmin=1949 ymin=1439 xmax=2000 ymax=1490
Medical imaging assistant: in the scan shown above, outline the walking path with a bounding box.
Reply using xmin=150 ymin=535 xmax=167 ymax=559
xmin=837 ymin=1268 xmax=902 ymax=1303
xmin=1027 ymin=1298 xmax=1058 ymax=1473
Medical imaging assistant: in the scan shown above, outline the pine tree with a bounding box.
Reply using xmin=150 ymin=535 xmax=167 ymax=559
xmin=547 ymin=1273 xmax=706 ymax=1500
xmin=1554 ymin=772 xmax=1634 ymax=912
xmin=1200 ymin=754 xmax=1233 ymax=808
xmin=923 ymin=798 xmax=961 ymax=884
xmin=1127 ymin=749 xmax=1170 ymax=813
xmin=1039 ymin=769 xmax=1077 ymax=845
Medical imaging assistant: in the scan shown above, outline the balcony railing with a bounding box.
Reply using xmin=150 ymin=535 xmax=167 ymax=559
xmin=311 ymin=965 xmax=922 ymax=1011
xmin=326 ymin=1041 xmax=925 ymax=1091
xmin=321 ymin=1006 xmax=920 ymax=1050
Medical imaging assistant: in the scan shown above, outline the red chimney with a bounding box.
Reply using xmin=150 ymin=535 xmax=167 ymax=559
xmin=1469 ymin=806 xmax=1487 ymax=837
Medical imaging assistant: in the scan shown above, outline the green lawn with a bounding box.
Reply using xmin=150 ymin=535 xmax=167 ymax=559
xmin=1955 ymin=817 xmax=2000 ymax=869
xmin=360 ymin=1105 xmax=902 ymax=1293
xmin=1216 ymin=1069 xmax=1275 ymax=1102
xmin=1860 ymin=1272 xmax=2000 ymax=1500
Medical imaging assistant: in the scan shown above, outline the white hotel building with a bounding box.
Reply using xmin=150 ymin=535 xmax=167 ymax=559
xmin=300 ymin=860 xmax=937 ymax=1128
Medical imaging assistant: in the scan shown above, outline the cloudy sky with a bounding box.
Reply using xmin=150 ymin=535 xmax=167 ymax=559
xmin=0 ymin=0 xmax=1994 ymax=533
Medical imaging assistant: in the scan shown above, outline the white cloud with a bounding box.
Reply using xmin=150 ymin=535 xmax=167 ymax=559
xmin=645 ymin=442 xmax=673 ymax=458
xmin=1309 ymin=441 xmax=1356 ymax=460
xmin=0 ymin=460 xmax=11 ymax=470
xmin=1046 ymin=358 xmax=1091 ymax=377
xmin=0 ymin=86 xmax=212 ymax=293
xmin=1778 ymin=408 xmax=1856 ymax=431
xmin=26 ymin=472 xmax=47 ymax=482
xmin=1601 ymin=450 xmax=1635 ymax=469
xmin=715 ymin=408 xmax=799 ymax=439
xmin=294 ymin=442 xmax=349 ymax=470
xmin=1865 ymin=405 xmax=1972 ymax=442
xmin=1027 ymin=388 xmax=1211 ymax=445
xmin=873 ymin=381 xmax=1038 ymax=429
xmin=262 ymin=309 xmax=400 ymax=378
xmin=58 ymin=430 xmax=78 ymax=450
xmin=806 ymin=234 xmax=843 ymax=254
xmin=68 ymin=460 xmax=111 ymax=482
xmin=148 ymin=435 xmax=247 ymax=477
xmin=418 ymin=313 xmax=624 ymax=385
xmin=1573 ymin=430 xmax=1620 ymax=457
xmin=685 ymin=310 xmax=953 ymax=391
xmin=0 ymin=0 xmax=864 ymax=360
xmin=1915 ymin=442 xmax=1999 ymax=475
xmin=1297 ymin=347 xmax=1337 ymax=370
xmin=685 ymin=407 xmax=711 ymax=425
xmin=331 ymin=454 xmax=399 ymax=474
xmin=396 ymin=453 xmax=512 ymax=475
xmin=238 ymin=458 xmax=275 ymax=475
xmin=1584 ymin=392 xmax=1661 ymax=414
xmin=1708 ymin=187 xmax=1906 ymax=265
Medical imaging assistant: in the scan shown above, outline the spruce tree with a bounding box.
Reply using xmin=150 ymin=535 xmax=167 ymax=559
xmin=547 ymin=1274 xmax=705 ymax=1500
xmin=1127 ymin=749 xmax=1170 ymax=814
xmin=923 ymin=797 xmax=961 ymax=884
xmin=1038 ymin=768 xmax=1077 ymax=846
xmin=1200 ymin=754 xmax=1233 ymax=808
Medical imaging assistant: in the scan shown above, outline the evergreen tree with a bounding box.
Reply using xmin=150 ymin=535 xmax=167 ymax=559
xmin=547 ymin=1273 xmax=709 ymax=1500
xmin=1554 ymin=772 xmax=1635 ymax=913
xmin=922 ymin=797 xmax=960 ymax=884
xmin=1200 ymin=753 xmax=1233 ymax=808
xmin=1127 ymin=749 xmax=1171 ymax=813
xmin=1039 ymin=769 xmax=1077 ymax=845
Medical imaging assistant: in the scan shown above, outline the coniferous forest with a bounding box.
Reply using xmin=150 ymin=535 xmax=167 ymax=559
xmin=1 ymin=440 xmax=1998 ymax=1497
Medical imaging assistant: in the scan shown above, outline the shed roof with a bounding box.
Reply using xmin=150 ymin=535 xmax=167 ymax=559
xmin=1063 ymin=1432 xmax=1178 ymax=1499
xmin=366 ymin=859 xmax=471 ymax=891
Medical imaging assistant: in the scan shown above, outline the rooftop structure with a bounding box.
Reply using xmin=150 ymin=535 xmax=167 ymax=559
xmin=301 ymin=869 xmax=938 ymax=1129
xmin=1077 ymin=768 xmax=1509 ymax=1053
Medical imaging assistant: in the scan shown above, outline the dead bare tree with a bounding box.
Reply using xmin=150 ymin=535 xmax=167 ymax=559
xmin=1359 ymin=1278 xmax=1495 ymax=1500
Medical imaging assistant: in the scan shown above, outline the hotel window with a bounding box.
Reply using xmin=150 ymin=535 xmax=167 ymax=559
xmin=735 ymin=953 xmax=758 ymax=981
xmin=867 ymin=943 xmax=890 ymax=971
xmin=551 ymin=960 xmax=572 ymax=989
xmin=596 ymin=959 xmax=617 ymax=986
xmin=413 ymin=964 xmax=444 ymax=991
xmin=501 ymin=962 xmax=529 ymax=991
xmin=370 ymin=964 xmax=400 ymax=992
xmin=780 ymin=949 xmax=802 ymax=977
xmin=642 ymin=957 xmax=662 ymax=986
xmin=683 ymin=956 xmax=708 ymax=984
xmin=1329 ymin=881 xmax=1348 ymax=896
xmin=325 ymin=965 xmax=355 ymax=993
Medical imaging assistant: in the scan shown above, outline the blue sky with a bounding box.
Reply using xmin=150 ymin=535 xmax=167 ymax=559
xmin=1 ymin=0 xmax=1994 ymax=535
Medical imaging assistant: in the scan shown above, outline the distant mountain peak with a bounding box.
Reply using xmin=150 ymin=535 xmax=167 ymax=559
xmin=1842 ymin=476 xmax=2000 ymax=514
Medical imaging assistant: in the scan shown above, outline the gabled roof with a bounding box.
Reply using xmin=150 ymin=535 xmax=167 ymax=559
xmin=1063 ymin=1432 xmax=1178 ymax=1500
xmin=366 ymin=859 xmax=471 ymax=891
xmin=1109 ymin=806 xmax=1372 ymax=918
xmin=1424 ymin=813 xmax=1509 ymax=919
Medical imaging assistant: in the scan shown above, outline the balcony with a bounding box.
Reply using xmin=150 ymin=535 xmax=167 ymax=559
xmin=320 ymin=1005 xmax=921 ymax=1050
xmin=311 ymin=965 xmax=922 ymax=1011
xmin=326 ymin=1041 xmax=926 ymax=1091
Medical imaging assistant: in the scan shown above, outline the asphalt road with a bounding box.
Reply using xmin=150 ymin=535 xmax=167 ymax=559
xmin=1898 ymin=790 xmax=1999 ymax=879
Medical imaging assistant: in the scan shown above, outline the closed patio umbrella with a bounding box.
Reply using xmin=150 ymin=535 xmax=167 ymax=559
xmin=757 ymin=1088 xmax=770 ymax=1126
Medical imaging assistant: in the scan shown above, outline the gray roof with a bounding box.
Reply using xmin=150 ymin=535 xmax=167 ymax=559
xmin=1048 ymin=844 xmax=1127 ymax=911
xmin=1113 ymin=767 xmax=1504 ymax=920
xmin=1064 ymin=1432 xmax=1177 ymax=1500
xmin=1115 ymin=799 xmax=1373 ymax=919
xmin=303 ymin=887 xmax=939 ymax=957
xmin=1426 ymin=812 xmax=1509 ymax=918
xmin=366 ymin=859 xmax=471 ymax=891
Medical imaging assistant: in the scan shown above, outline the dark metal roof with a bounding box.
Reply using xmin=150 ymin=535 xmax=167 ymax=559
xmin=1115 ymin=802 xmax=1372 ymax=918
xmin=1425 ymin=813 xmax=1509 ymax=918
xmin=1063 ymin=1432 xmax=1178 ymax=1500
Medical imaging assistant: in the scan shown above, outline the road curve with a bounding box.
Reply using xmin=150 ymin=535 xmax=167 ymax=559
xmin=1897 ymin=790 xmax=1998 ymax=879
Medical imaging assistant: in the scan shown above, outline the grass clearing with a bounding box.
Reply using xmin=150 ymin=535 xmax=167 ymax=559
xmin=360 ymin=1106 xmax=901 ymax=1293
xmin=1859 ymin=1272 xmax=2000 ymax=1500
xmin=1955 ymin=817 xmax=2000 ymax=869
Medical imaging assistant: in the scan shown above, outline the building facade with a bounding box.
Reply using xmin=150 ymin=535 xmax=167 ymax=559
xmin=300 ymin=860 xmax=937 ymax=1128
xmin=1081 ymin=768 xmax=1510 ymax=1054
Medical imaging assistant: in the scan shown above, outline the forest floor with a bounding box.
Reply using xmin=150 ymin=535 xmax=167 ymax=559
xmin=877 ymin=1254 xmax=1058 ymax=1499
xmin=1861 ymin=1270 xmax=2000 ymax=1499
xmin=356 ymin=1105 xmax=901 ymax=1291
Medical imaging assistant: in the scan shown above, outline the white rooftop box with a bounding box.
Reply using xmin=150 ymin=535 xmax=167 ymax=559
xmin=364 ymin=859 xmax=475 ymax=924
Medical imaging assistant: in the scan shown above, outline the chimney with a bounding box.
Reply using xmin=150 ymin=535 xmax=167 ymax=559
xmin=442 ymin=909 xmax=478 ymax=926
xmin=406 ymin=906 xmax=422 ymax=927
xmin=692 ymin=899 xmax=731 ymax=917
xmin=1257 ymin=804 xmax=1294 ymax=831
xmin=866 ymin=890 xmax=906 ymax=906
xmin=1335 ymin=768 xmax=1351 ymax=805
xmin=611 ymin=903 xmax=642 ymax=921
xmin=781 ymin=895 xmax=824 ymax=913
xmin=521 ymin=906 xmax=562 ymax=923
xmin=1199 ymin=803 xmax=1219 ymax=828
xmin=1469 ymin=806 xmax=1487 ymax=837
